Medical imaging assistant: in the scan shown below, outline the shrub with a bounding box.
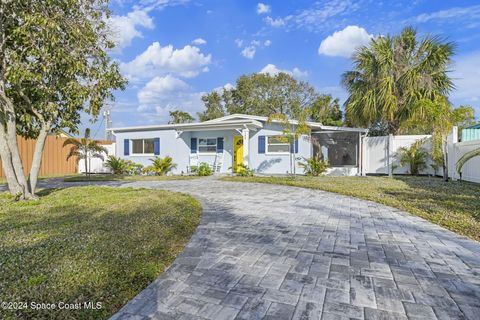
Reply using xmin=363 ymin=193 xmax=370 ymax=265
xmin=124 ymin=160 xmax=144 ymax=175
xmin=191 ymin=162 xmax=213 ymax=176
xmin=298 ymin=155 xmax=329 ymax=176
xmin=146 ymin=156 xmax=177 ymax=176
xmin=236 ymin=164 xmax=254 ymax=177
xmin=104 ymin=155 xmax=128 ymax=174
xmin=397 ymin=139 xmax=429 ymax=175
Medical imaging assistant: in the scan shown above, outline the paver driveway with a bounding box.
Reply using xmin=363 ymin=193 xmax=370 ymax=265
xmin=16 ymin=178 xmax=480 ymax=319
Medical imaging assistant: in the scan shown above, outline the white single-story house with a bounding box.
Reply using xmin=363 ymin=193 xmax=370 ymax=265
xmin=109 ymin=114 xmax=368 ymax=175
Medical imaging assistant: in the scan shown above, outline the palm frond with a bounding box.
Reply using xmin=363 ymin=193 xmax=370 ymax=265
xmin=456 ymin=148 xmax=480 ymax=174
xmin=66 ymin=149 xmax=82 ymax=162
xmin=63 ymin=138 xmax=81 ymax=148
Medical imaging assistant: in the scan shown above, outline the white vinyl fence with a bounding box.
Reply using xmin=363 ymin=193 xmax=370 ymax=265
xmin=448 ymin=128 xmax=480 ymax=183
xmin=78 ymin=143 xmax=115 ymax=174
xmin=363 ymin=135 xmax=434 ymax=175
xmin=363 ymin=127 xmax=480 ymax=183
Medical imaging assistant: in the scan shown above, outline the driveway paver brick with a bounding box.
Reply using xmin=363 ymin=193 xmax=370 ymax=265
xmin=20 ymin=177 xmax=480 ymax=319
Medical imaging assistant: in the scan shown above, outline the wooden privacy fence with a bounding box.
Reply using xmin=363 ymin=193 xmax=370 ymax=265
xmin=0 ymin=135 xmax=113 ymax=178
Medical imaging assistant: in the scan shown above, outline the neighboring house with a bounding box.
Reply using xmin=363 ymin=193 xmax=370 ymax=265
xmin=109 ymin=114 xmax=368 ymax=175
xmin=461 ymin=124 xmax=480 ymax=142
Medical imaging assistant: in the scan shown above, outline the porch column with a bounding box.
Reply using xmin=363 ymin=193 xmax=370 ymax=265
xmin=242 ymin=127 xmax=249 ymax=166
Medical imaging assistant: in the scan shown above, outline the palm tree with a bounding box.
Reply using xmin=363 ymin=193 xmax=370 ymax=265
xmin=396 ymin=139 xmax=429 ymax=175
xmin=104 ymin=155 xmax=128 ymax=175
xmin=342 ymin=27 xmax=455 ymax=134
xmin=456 ymin=148 xmax=480 ymax=179
xmin=63 ymin=128 xmax=108 ymax=177
xmin=146 ymin=156 xmax=177 ymax=176
xmin=401 ymin=96 xmax=474 ymax=181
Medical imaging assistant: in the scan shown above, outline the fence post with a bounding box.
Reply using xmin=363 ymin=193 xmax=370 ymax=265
xmin=448 ymin=126 xmax=458 ymax=181
xmin=387 ymin=134 xmax=393 ymax=177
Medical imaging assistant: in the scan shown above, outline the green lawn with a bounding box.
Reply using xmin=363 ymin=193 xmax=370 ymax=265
xmin=222 ymin=175 xmax=480 ymax=241
xmin=0 ymin=187 xmax=201 ymax=319
xmin=63 ymin=174 xmax=199 ymax=182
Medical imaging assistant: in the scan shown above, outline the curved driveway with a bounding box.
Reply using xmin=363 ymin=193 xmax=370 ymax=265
xmin=33 ymin=178 xmax=480 ymax=319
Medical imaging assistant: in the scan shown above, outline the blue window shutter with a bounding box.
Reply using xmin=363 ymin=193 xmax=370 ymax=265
xmin=154 ymin=138 xmax=160 ymax=155
xmin=294 ymin=138 xmax=299 ymax=153
xmin=217 ymin=137 xmax=224 ymax=152
xmin=191 ymin=138 xmax=197 ymax=153
xmin=258 ymin=136 xmax=265 ymax=154
xmin=124 ymin=139 xmax=129 ymax=156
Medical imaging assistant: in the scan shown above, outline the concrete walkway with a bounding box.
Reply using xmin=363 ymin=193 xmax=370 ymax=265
xmin=7 ymin=178 xmax=480 ymax=319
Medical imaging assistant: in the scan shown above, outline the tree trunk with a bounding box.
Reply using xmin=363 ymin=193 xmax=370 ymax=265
xmin=5 ymin=113 xmax=32 ymax=198
xmin=0 ymin=95 xmax=32 ymax=199
xmin=27 ymin=124 xmax=50 ymax=194
xmin=0 ymin=130 xmax=23 ymax=195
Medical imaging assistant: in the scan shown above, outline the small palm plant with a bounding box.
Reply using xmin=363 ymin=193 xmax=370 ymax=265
xmin=63 ymin=128 xmax=108 ymax=177
xmin=105 ymin=155 xmax=128 ymax=175
xmin=456 ymin=148 xmax=480 ymax=179
xmin=299 ymin=155 xmax=329 ymax=176
xmin=145 ymin=156 xmax=177 ymax=176
xmin=396 ymin=139 xmax=429 ymax=175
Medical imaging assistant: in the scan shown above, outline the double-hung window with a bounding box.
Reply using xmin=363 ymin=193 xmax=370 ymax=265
xmin=267 ymin=135 xmax=290 ymax=153
xmin=198 ymin=138 xmax=217 ymax=153
xmin=131 ymin=139 xmax=154 ymax=155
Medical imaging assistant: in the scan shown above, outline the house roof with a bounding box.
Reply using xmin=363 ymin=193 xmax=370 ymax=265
xmin=109 ymin=118 xmax=263 ymax=133
xmin=109 ymin=113 xmax=367 ymax=133
xmin=465 ymin=123 xmax=480 ymax=129
xmin=202 ymin=114 xmax=368 ymax=133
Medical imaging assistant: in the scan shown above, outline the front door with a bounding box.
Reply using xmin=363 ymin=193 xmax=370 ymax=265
xmin=233 ymin=136 xmax=243 ymax=172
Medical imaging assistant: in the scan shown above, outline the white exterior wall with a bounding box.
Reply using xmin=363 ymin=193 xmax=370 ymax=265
xmin=249 ymin=123 xmax=312 ymax=174
xmin=111 ymin=122 xmax=364 ymax=176
xmin=79 ymin=143 xmax=116 ymax=173
xmin=189 ymin=130 xmax=235 ymax=172
xmin=114 ymin=130 xmax=191 ymax=174
xmin=114 ymin=129 xmax=236 ymax=174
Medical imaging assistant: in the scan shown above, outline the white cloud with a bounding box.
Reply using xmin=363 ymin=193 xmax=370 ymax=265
xmin=213 ymin=82 xmax=235 ymax=94
xmin=452 ymin=52 xmax=480 ymax=110
xmin=241 ymin=46 xmax=256 ymax=59
xmin=259 ymin=64 xmax=308 ymax=78
xmin=223 ymin=83 xmax=235 ymax=90
xmin=138 ymin=0 xmax=190 ymax=11
xmin=256 ymin=3 xmax=271 ymax=14
xmin=137 ymin=75 xmax=204 ymax=120
xmin=318 ymin=25 xmax=373 ymax=57
xmin=265 ymin=16 xmax=285 ymax=27
xmin=238 ymin=39 xmax=271 ymax=59
xmin=263 ymin=0 xmax=361 ymax=32
xmin=192 ymin=38 xmax=207 ymax=45
xmin=235 ymin=39 xmax=244 ymax=48
xmin=121 ymin=42 xmax=211 ymax=81
xmin=415 ymin=5 xmax=480 ymax=23
xmin=108 ymin=9 xmax=154 ymax=52
xmin=293 ymin=0 xmax=358 ymax=31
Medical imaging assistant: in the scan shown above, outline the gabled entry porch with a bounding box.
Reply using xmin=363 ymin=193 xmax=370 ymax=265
xmin=173 ymin=119 xmax=262 ymax=173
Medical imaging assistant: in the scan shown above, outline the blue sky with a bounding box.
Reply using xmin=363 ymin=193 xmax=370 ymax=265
xmin=89 ymin=0 xmax=480 ymax=137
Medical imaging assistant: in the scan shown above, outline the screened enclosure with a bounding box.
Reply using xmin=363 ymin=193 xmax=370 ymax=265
xmin=311 ymin=131 xmax=360 ymax=167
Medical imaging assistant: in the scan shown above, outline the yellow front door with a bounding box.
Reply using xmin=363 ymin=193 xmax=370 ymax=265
xmin=233 ymin=136 xmax=243 ymax=172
